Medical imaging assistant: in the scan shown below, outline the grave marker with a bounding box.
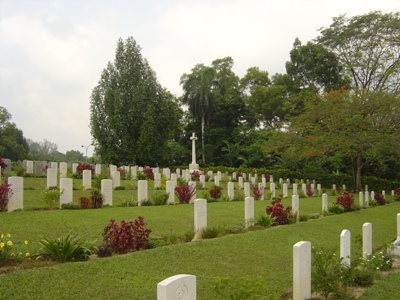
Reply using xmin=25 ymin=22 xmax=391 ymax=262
xmin=293 ymin=241 xmax=311 ymax=300
xmin=363 ymin=222 xmax=372 ymax=258
xmin=101 ymin=179 xmax=113 ymax=206
xmin=138 ymin=180 xmax=148 ymax=206
xmin=340 ymin=229 xmax=351 ymax=267
xmin=194 ymin=199 xmax=207 ymax=240
xmin=59 ymin=178 xmax=72 ymax=208
xmin=7 ymin=176 xmax=23 ymax=212
xmin=157 ymin=274 xmax=196 ymax=300
xmin=83 ymin=170 xmax=92 ymax=190
xmin=245 ymin=196 xmax=254 ymax=228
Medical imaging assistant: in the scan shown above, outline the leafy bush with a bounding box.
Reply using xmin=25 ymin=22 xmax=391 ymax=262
xmin=175 ymin=185 xmax=196 ymax=204
xmin=201 ymin=227 xmax=220 ymax=239
xmin=256 ymin=215 xmax=275 ymax=228
xmin=61 ymin=203 xmax=80 ymax=210
xmin=79 ymin=196 xmax=92 ymax=209
xmin=394 ymin=188 xmax=400 ymax=201
xmin=209 ymin=185 xmax=223 ymax=200
xmin=191 ymin=170 xmax=201 ymax=181
xmin=0 ymin=183 xmax=12 ymax=212
xmin=335 ymin=192 xmax=354 ymax=212
xmin=151 ymin=193 xmax=168 ymax=206
xmin=76 ymin=163 xmax=95 ymax=176
xmin=0 ymin=158 xmax=7 ymax=174
xmin=90 ymin=189 xmax=104 ymax=208
xmin=102 ymin=216 xmax=151 ymax=254
xmin=96 ymin=244 xmax=113 ymax=257
xmin=142 ymin=166 xmax=154 ymax=180
xmin=306 ymin=185 xmax=314 ymax=197
xmin=251 ymin=184 xmax=264 ymax=200
xmin=374 ymin=193 xmax=386 ymax=205
xmin=328 ymin=203 xmax=344 ymax=214
xmin=361 ymin=252 xmax=392 ymax=271
xmin=39 ymin=232 xmax=94 ymax=262
xmin=0 ymin=233 xmax=30 ymax=262
xmin=265 ymin=198 xmax=293 ymax=225
xmin=42 ymin=187 xmax=63 ymax=209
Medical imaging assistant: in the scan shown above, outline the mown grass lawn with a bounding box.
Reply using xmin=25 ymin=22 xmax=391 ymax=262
xmin=0 ymin=176 xmax=399 ymax=299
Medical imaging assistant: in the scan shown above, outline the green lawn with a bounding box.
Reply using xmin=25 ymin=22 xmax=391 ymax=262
xmin=0 ymin=176 xmax=398 ymax=299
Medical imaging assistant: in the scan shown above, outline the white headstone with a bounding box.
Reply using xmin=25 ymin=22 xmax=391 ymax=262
xmin=59 ymin=178 xmax=72 ymax=208
xmin=166 ymin=181 xmax=175 ymax=204
xmin=72 ymin=163 xmax=78 ymax=174
xmin=292 ymin=195 xmax=299 ymax=221
xmin=322 ymin=193 xmax=328 ymax=212
xmin=227 ymin=182 xmax=234 ymax=201
xmin=359 ymin=191 xmax=364 ymax=207
xmin=101 ymin=179 xmax=113 ymax=206
xmin=214 ymin=176 xmax=219 ymax=187
xmin=301 ymin=183 xmax=307 ymax=195
xmin=47 ymin=168 xmax=57 ymax=188
xmin=95 ymin=164 xmax=102 ymax=176
xmin=194 ymin=199 xmax=207 ymax=240
xmin=109 ymin=165 xmax=117 ymax=178
xmin=283 ymin=183 xmax=288 ymax=198
xmin=154 ymin=173 xmax=161 ymax=189
xmin=365 ymin=191 xmax=370 ymax=206
xmin=292 ymin=183 xmax=298 ymax=196
xmin=199 ymin=174 xmax=205 ymax=189
xmin=59 ymin=162 xmax=68 ymax=178
xmin=7 ymin=176 xmax=23 ymax=212
xmin=157 ymin=274 xmax=196 ymax=300
xmin=131 ymin=166 xmax=137 ymax=179
xmin=340 ymin=229 xmax=351 ymax=267
xmin=244 ymin=196 xmax=254 ymax=228
xmin=170 ymin=173 xmax=177 ymax=186
xmin=244 ymin=182 xmax=250 ymax=197
xmin=293 ymin=241 xmax=311 ymax=300
xmin=112 ymin=171 xmax=120 ymax=188
xmin=363 ymin=222 xmax=372 ymax=258
xmin=138 ymin=180 xmax=148 ymax=206
xmin=26 ymin=160 xmax=33 ymax=174
xmin=238 ymin=176 xmax=243 ymax=189
xmin=50 ymin=162 xmax=58 ymax=170
xmin=82 ymin=170 xmax=92 ymax=190
xmin=270 ymin=182 xmax=276 ymax=198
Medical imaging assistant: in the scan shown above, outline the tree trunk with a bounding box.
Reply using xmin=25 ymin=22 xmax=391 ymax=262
xmin=352 ymin=153 xmax=363 ymax=192
xmin=201 ymin=114 xmax=205 ymax=164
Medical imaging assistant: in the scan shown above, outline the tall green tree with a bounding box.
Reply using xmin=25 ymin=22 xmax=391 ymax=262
xmin=90 ymin=37 xmax=181 ymax=165
xmin=285 ymin=38 xmax=349 ymax=92
xmin=0 ymin=106 xmax=28 ymax=161
xmin=180 ymin=64 xmax=217 ymax=164
xmin=317 ymin=11 xmax=400 ymax=93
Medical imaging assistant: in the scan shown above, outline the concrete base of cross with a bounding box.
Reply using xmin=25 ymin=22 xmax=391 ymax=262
xmin=189 ymin=163 xmax=199 ymax=171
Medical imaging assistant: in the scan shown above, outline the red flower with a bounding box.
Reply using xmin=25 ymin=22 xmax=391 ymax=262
xmin=308 ymin=136 xmax=314 ymax=141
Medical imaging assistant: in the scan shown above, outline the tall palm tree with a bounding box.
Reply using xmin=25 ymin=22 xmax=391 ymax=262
xmin=180 ymin=64 xmax=216 ymax=164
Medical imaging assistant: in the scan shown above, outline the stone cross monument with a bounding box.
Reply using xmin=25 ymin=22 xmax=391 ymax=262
xmin=189 ymin=132 xmax=199 ymax=171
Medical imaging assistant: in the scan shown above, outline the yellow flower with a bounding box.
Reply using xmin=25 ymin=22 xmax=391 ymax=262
xmin=23 ymin=240 xmax=28 ymax=245
xmin=1 ymin=234 xmax=4 ymax=238
xmin=25 ymin=252 xmax=30 ymax=257
xmin=6 ymin=234 xmax=11 ymax=238
xmin=6 ymin=240 xmax=13 ymax=246
xmin=10 ymin=253 xmax=15 ymax=257
xmin=0 ymin=242 xmax=4 ymax=249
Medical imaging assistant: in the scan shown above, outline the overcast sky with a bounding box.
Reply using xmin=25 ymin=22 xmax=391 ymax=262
xmin=1 ymin=0 xmax=398 ymax=157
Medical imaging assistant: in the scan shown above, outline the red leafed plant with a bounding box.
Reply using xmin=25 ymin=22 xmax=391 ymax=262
xmin=266 ymin=198 xmax=293 ymax=225
xmin=102 ymin=216 xmax=151 ymax=254
xmin=143 ymin=166 xmax=154 ymax=180
xmin=306 ymin=185 xmax=314 ymax=197
xmin=191 ymin=170 xmax=201 ymax=181
xmin=374 ymin=193 xmax=386 ymax=206
xmin=336 ymin=192 xmax=354 ymax=212
xmin=251 ymin=184 xmax=264 ymax=200
xmin=76 ymin=163 xmax=95 ymax=175
xmin=175 ymin=185 xmax=196 ymax=204
xmin=0 ymin=183 xmax=13 ymax=212
xmin=0 ymin=158 xmax=7 ymax=174
xmin=394 ymin=188 xmax=400 ymax=201
xmin=209 ymin=185 xmax=223 ymax=200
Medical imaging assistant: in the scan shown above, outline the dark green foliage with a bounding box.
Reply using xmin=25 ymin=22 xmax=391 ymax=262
xmin=90 ymin=37 xmax=182 ymax=165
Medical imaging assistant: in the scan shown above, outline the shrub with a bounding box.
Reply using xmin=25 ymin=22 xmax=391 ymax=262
xmin=209 ymin=185 xmax=223 ymax=200
xmin=61 ymin=203 xmax=80 ymax=210
xmin=256 ymin=215 xmax=275 ymax=228
xmin=142 ymin=166 xmax=154 ymax=180
xmin=0 ymin=233 xmax=30 ymax=262
xmin=328 ymin=203 xmax=344 ymax=214
xmin=251 ymin=184 xmax=264 ymax=200
xmin=76 ymin=163 xmax=95 ymax=176
xmin=175 ymin=185 xmax=196 ymax=204
xmin=42 ymin=187 xmax=63 ymax=209
xmin=265 ymin=198 xmax=293 ymax=225
xmin=374 ymin=193 xmax=386 ymax=205
xmin=201 ymin=227 xmax=220 ymax=239
xmin=394 ymin=188 xmax=400 ymax=201
xmin=79 ymin=196 xmax=92 ymax=209
xmin=0 ymin=183 xmax=13 ymax=212
xmin=152 ymin=193 xmax=168 ymax=206
xmin=96 ymin=244 xmax=113 ymax=257
xmin=102 ymin=216 xmax=151 ymax=254
xmin=0 ymin=158 xmax=7 ymax=174
xmin=335 ymin=192 xmax=354 ymax=212
xmin=90 ymin=189 xmax=104 ymax=208
xmin=191 ymin=170 xmax=201 ymax=181
xmin=39 ymin=232 xmax=94 ymax=262
xmin=306 ymin=185 xmax=314 ymax=197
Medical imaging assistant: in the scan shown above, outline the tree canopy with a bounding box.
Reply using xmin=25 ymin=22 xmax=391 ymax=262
xmin=90 ymin=37 xmax=182 ymax=165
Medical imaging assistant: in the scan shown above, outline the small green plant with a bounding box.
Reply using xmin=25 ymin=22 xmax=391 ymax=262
xmin=328 ymin=203 xmax=344 ymax=214
xmin=39 ymin=232 xmax=94 ymax=262
xmin=256 ymin=215 xmax=275 ymax=228
xmin=61 ymin=203 xmax=80 ymax=210
xmin=42 ymin=187 xmax=64 ymax=209
xmin=361 ymin=251 xmax=392 ymax=271
xmin=96 ymin=244 xmax=113 ymax=257
xmin=151 ymin=193 xmax=168 ymax=206
xmin=201 ymin=227 xmax=220 ymax=239
xmin=0 ymin=233 xmax=30 ymax=262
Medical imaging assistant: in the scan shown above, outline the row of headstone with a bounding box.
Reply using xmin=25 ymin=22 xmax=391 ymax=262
xmin=158 ymin=215 xmax=400 ymax=300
